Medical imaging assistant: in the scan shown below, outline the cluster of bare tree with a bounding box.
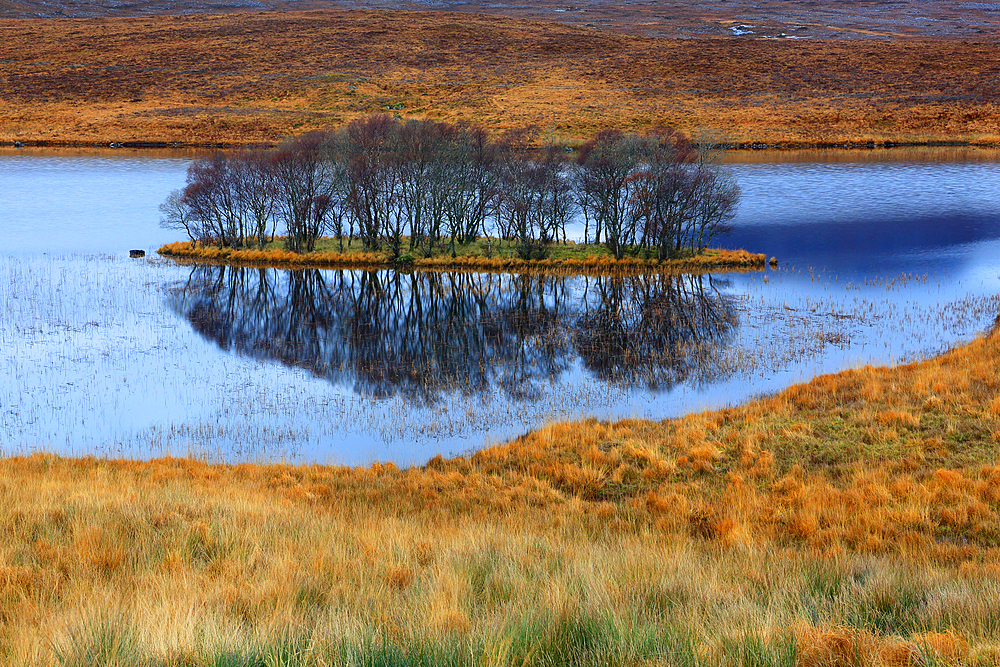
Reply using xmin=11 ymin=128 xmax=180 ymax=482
xmin=161 ymin=115 xmax=739 ymax=260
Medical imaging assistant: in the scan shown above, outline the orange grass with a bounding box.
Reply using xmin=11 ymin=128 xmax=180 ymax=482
xmin=2 ymin=11 xmax=1000 ymax=147
xmin=1 ymin=319 xmax=999 ymax=662
xmin=157 ymin=239 xmax=767 ymax=275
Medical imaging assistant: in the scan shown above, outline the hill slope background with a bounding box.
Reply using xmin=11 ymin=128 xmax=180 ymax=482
xmin=2 ymin=10 xmax=999 ymax=146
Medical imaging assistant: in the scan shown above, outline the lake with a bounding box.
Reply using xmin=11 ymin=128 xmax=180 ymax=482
xmin=1 ymin=146 xmax=998 ymax=465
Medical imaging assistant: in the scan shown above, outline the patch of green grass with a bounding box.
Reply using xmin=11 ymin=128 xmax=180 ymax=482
xmin=847 ymin=582 xmax=929 ymax=637
xmin=273 ymin=235 xmax=619 ymax=263
xmin=257 ymin=234 xmax=732 ymax=265
xmin=720 ymin=633 xmax=798 ymax=667
xmin=46 ymin=612 xmax=826 ymax=667
xmin=54 ymin=614 xmax=145 ymax=667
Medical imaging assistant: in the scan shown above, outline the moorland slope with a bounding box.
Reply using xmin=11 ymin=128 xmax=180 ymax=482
xmin=1 ymin=11 xmax=999 ymax=147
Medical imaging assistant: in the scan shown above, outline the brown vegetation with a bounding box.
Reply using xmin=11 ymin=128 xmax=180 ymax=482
xmin=2 ymin=11 xmax=999 ymax=147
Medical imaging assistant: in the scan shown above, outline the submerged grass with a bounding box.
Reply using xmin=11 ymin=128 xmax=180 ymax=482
xmin=2 ymin=319 xmax=999 ymax=663
xmin=157 ymin=238 xmax=768 ymax=275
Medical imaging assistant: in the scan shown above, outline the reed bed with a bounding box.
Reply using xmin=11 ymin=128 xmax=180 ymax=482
xmin=2 ymin=319 xmax=1000 ymax=664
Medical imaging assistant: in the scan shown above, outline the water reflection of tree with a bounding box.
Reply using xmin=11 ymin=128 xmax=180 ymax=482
xmin=168 ymin=267 xmax=737 ymax=402
xmin=574 ymin=274 xmax=738 ymax=389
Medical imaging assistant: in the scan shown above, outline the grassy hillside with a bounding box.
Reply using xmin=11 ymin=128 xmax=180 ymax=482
xmin=2 ymin=11 xmax=999 ymax=147
xmin=3 ymin=316 xmax=998 ymax=664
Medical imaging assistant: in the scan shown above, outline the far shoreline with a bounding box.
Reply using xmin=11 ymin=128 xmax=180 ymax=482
xmin=4 ymin=139 xmax=1000 ymax=152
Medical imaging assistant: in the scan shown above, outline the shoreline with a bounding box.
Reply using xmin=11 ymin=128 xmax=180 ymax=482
xmin=10 ymin=315 xmax=998 ymax=467
xmin=4 ymin=139 xmax=1000 ymax=152
xmin=157 ymin=241 xmax=769 ymax=275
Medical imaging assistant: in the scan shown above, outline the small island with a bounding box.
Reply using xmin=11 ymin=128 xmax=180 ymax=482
xmin=156 ymin=116 xmax=767 ymax=276
xmin=158 ymin=238 xmax=767 ymax=274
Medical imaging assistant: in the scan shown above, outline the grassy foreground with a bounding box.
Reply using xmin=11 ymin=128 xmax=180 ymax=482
xmin=2 ymin=319 xmax=999 ymax=664
xmin=157 ymin=239 xmax=767 ymax=274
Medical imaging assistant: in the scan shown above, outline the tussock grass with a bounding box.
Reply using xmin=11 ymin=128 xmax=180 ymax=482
xmin=157 ymin=239 xmax=766 ymax=275
xmin=2 ymin=321 xmax=1000 ymax=664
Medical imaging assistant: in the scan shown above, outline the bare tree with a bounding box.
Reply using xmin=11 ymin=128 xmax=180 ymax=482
xmin=452 ymin=124 xmax=500 ymax=246
xmin=158 ymin=189 xmax=199 ymax=242
xmin=342 ymin=114 xmax=401 ymax=253
xmin=395 ymin=119 xmax=453 ymax=255
xmin=689 ymin=168 xmax=740 ymax=253
xmin=532 ymin=142 xmax=576 ymax=250
xmin=182 ymin=152 xmax=239 ymax=248
xmin=231 ymin=148 xmax=277 ymax=250
xmin=576 ymin=130 xmax=647 ymax=259
xmin=273 ymin=131 xmax=334 ymax=253
xmin=496 ymin=127 xmax=561 ymax=259
xmin=640 ymin=130 xmax=738 ymax=259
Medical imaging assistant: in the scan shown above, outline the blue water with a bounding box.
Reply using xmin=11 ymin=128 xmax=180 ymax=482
xmin=0 ymin=147 xmax=194 ymax=254
xmin=722 ymin=155 xmax=1000 ymax=276
xmin=1 ymin=147 xmax=998 ymax=465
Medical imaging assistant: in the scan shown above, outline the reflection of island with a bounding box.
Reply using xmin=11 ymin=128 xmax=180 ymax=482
xmin=168 ymin=267 xmax=738 ymax=402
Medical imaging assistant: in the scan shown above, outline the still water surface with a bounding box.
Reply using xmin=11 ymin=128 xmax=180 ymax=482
xmin=1 ymin=147 xmax=998 ymax=464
